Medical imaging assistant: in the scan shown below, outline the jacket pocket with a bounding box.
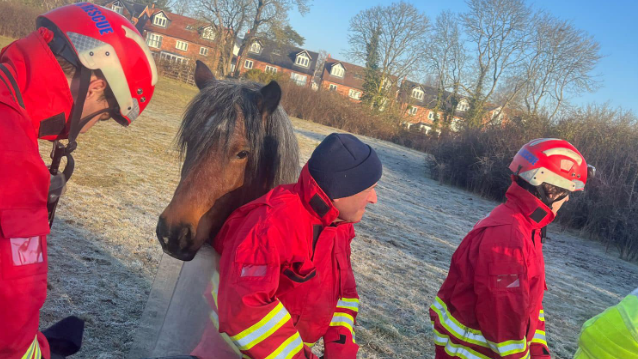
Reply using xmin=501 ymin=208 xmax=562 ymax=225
xmin=488 ymin=261 xmax=524 ymax=292
xmin=277 ymin=257 xmax=318 ymax=319
xmin=0 ymin=208 xmax=49 ymax=280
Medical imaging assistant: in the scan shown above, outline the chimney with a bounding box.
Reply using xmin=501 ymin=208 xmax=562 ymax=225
xmin=327 ymin=53 xmax=331 ymax=59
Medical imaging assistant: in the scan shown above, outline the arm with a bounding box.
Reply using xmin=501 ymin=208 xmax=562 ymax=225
xmin=529 ymin=306 xmax=551 ymax=358
xmin=323 ymin=236 xmax=359 ymax=359
xmin=216 ymin=225 xmax=318 ymax=359
xmin=474 ymin=228 xmax=531 ymax=359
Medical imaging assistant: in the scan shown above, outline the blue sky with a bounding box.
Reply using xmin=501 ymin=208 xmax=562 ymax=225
xmin=289 ymin=0 xmax=638 ymax=114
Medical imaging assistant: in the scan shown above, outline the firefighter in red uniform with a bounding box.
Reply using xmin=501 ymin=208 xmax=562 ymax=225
xmin=0 ymin=3 xmax=157 ymax=359
xmin=430 ymin=138 xmax=595 ymax=359
xmin=191 ymin=133 xmax=383 ymax=359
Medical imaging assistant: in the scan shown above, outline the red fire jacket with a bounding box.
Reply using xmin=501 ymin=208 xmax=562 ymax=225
xmin=430 ymin=179 xmax=553 ymax=359
xmin=0 ymin=29 xmax=74 ymax=359
xmin=193 ymin=165 xmax=360 ymax=359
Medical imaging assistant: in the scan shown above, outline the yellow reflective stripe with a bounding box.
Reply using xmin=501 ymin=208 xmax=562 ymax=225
xmin=433 ymin=328 xmax=492 ymax=359
xmin=21 ymin=336 xmax=39 ymax=359
xmin=304 ymin=342 xmax=315 ymax=348
xmin=330 ymin=312 xmax=356 ymax=342
xmin=264 ymin=332 xmax=303 ymax=359
xmin=209 ymin=311 xmax=244 ymax=357
xmin=539 ymin=310 xmax=545 ymax=322
xmin=531 ymin=330 xmax=547 ymax=347
xmin=431 ymin=296 xmax=528 ymax=356
xmin=211 ymin=270 xmax=220 ymax=308
xmin=231 ymin=302 xmax=291 ymax=350
xmin=337 ymin=298 xmax=360 ymax=312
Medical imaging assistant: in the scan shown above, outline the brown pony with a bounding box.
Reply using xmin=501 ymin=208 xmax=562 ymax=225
xmin=156 ymin=61 xmax=299 ymax=261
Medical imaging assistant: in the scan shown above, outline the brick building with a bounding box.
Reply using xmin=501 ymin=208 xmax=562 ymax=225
xmin=320 ymin=58 xmax=366 ymax=102
xmin=233 ymin=40 xmax=320 ymax=88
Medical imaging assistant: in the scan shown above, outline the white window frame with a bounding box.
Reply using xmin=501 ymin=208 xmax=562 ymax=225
xmin=408 ymin=107 xmax=418 ymax=115
xmin=250 ymin=42 xmax=261 ymax=54
xmin=147 ymin=33 xmax=162 ymax=49
xmin=202 ymin=27 xmax=215 ymax=40
xmin=200 ymin=47 xmax=208 ymax=56
xmin=160 ymin=52 xmax=189 ymax=65
xmin=295 ymin=54 xmax=310 ymax=68
xmin=348 ymin=89 xmax=362 ymax=100
xmin=331 ymin=64 xmax=344 ymax=77
xmin=328 ymin=84 xmax=338 ymax=91
xmin=290 ymin=72 xmax=307 ymax=86
xmin=153 ymin=13 xmax=167 ymax=27
xmin=244 ymin=60 xmax=253 ymax=69
xmin=265 ymin=65 xmax=278 ymax=74
xmin=176 ymin=40 xmax=188 ymax=51
xmin=429 ymin=111 xmax=435 ymax=120
xmin=412 ymin=88 xmax=424 ymax=100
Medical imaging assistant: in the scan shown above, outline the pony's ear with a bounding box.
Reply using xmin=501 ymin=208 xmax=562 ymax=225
xmin=258 ymin=81 xmax=282 ymax=116
xmin=195 ymin=60 xmax=216 ymax=90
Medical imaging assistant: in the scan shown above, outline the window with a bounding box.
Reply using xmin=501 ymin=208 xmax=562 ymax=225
xmin=250 ymin=42 xmax=261 ymax=54
xmin=265 ymin=65 xmax=278 ymax=74
xmin=458 ymin=103 xmax=468 ymax=111
xmin=295 ymin=53 xmax=310 ymax=68
xmin=112 ymin=3 xmax=123 ymax=14
xmin=176 ymin=40 xmax=188 ymax=51
xmin=429 ymin=112 xmax=435 ymax=120
xmin=348 ymin=89 xmax=362 ymax=100
xmin=160 ymin=52 xmax=188 ymax=65
xmin=408 ymin=107 xmax=418 ymax=115
xmin=200 ymin=47 xmax=208 ymax=56
xmin=244 ymin=60 xmax=253 ymax=69
xmin=290 ymin=73 xmax=307 ymax=86
xmin=331 ymin=64 xmax=344 ymax=77
xmin=202 ymin=27 xmax=215 ymax=40
xmin=147 ymin=33 xmax=162 ymax=48
xmin=412 ymin=88 xmax=424 ymax=100
xmin=328 ymin=84 xmax=338 ymax=91
xmin=153 ymin=13 xmax=167 ymax=27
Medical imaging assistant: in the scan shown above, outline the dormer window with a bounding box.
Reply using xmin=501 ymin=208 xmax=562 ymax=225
xmin=112 ymin=2 xmax=123 ymax=14
xmin=153 ymin=12 xmax=167 ymax=27
xmin=250 ymin=42 xmax=261 ymax=54
xmin=412 ymin=88 xmax=424 ymax=100
xmin=295 ymin=53 xmax=310 ymax=68
xmin=330 ymin=64 xmax=344 ymax=77
xmin=202 ymin=27 xmax=215 ymax=40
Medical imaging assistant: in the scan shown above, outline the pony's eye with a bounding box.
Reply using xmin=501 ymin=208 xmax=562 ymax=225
xmin=236 ymin=150 xmax=249 ymax=159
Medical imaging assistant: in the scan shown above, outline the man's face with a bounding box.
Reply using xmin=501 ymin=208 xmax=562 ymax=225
xmin=333 ymin=183 xmax=378 ymax=223
xmin=551 ymin=194 xmax=570 ymax=215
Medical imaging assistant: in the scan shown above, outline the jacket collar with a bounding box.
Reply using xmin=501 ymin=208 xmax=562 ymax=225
xmin=505 ymin=176 xmax=556 ymax=230
xmin=0 ymin=28 xmax=74 ymax=140
xmin=294 ymin=164 xmax=340 ymax=226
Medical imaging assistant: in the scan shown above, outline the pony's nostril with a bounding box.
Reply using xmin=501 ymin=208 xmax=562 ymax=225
xmin=177 ymin=225 xmax=194 ymax=250
xmin=156 ymin=216 xmax=170 ymax=248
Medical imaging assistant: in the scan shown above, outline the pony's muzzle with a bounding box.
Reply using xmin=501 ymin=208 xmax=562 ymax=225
xmin=156 ymin=216 xmax=197 ymax=261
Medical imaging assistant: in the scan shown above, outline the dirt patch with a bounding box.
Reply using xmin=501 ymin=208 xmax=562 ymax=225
xmin=39 ymin=78 xmax=638 ymax=359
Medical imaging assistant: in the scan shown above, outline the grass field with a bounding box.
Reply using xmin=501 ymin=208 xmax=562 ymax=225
xmin=37 ymin=77 xmax=638 ymax=359
xmin=0 ymin=35 xmax=14 ymax=48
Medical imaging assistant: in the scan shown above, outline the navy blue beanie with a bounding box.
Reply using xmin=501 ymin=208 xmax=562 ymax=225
xmin=308 ymin=133 xmax=383 ymax=199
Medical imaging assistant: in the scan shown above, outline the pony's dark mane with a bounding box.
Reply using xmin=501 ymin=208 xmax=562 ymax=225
xmin=177 ymin=79 xmax=299 ymax=201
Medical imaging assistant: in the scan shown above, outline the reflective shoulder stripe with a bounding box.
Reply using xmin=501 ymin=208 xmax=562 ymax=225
xmin=330 ymin=312 xmax=356 ymax=343
xmin=265 ymin=332 xmax=303 ymax=359
xmin=431 ymin=296 xmax=528 ymax=356
xmin=304 ymin=341 xmax=315 ymax=348
xmin=21 ymin=336 xmax=40 ymax=359
xmin=211 ymin=270 xmax=221 ymax=308
xmin=337 ymin=298 xmax=360 ymax=312
xmin=539 ymin=309 xmax=545 ymax=321
xmin=231 ymin=302 xmax=292 ymax=351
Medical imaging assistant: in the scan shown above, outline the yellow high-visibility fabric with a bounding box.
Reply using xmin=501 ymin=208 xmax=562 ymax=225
xmin=574 ymin=289 xmax=638 ymax=359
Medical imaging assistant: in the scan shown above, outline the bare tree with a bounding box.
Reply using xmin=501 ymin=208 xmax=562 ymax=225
xmin=462 ymin=0 xmax=532 ymax=127
xmin=348 ymin=1 xmax=429 ymax=102
xmin=231 ymin=0 xmax=311 ymax=78
xmin=520 ymin=13 xmax=602 ymax=120
xmin=194 ymin=0 xmax=253 ymax=76
xmin=423 ymin=11 xmax=467 ymax=131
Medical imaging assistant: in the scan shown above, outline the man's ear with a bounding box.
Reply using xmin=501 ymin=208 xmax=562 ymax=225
xmin=86 ymin=77 xmax=107 ymax=100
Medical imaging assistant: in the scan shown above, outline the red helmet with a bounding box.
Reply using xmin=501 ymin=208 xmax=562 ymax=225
xmin=37 ymin=2 xmax=158 ymax=126
xmin=509 ymin=138 xmax=594 ymax=192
